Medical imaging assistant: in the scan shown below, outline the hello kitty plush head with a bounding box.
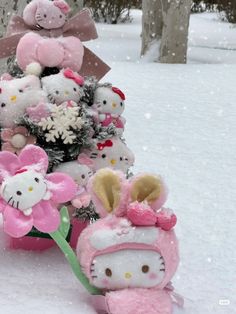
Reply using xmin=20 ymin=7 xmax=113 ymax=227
xmin=23 ymin=0 xmax=70 ymax=30
xmin=77 ymin=169 xmax=179 ymax=292
xmin=42 ymin=69 xmax=84 ymax=105
xmin=0 ymin=74 xmax=46 ymax=128
xmin=93 ymin=85 xmax=125 ymax=116
xmin=78 ymin=137 xmax=135 ymax=173
xmin=53 ymin=161 xmax=93 ymax=187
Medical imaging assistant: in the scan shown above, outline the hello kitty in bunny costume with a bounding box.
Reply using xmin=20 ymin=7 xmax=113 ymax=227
xmin=77 ymin=169 xmax=181 ymax=314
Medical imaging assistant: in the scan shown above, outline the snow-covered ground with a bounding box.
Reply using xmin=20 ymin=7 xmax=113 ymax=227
xmin=0 ymin=11 xmax=235 ymax=314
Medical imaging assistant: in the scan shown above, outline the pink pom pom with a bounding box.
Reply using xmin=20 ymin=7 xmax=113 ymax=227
xmin=156 ymin=211 xmax=177 ymax=231
xmin=127 ymin=201 xmax=157 ymax=226
xmin=53 ymin=0 xmax=71 ymax=14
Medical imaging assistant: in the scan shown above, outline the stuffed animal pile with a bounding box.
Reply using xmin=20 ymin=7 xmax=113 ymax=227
xmin=0 ymin=1 xmax=182 ymax=313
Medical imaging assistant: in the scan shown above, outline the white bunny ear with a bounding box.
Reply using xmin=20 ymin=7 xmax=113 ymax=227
xmin=89 ymin=168 xmax=127 ymax=218
xmin=130 ymin=174 xmax=167 ymax=210
xmin=23 ymin=0 xmax=39 ymax=26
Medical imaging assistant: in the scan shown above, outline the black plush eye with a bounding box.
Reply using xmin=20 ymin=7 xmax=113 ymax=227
xmin=120 ymin=102 xmax=123 ymax=107
xmin=142 ymin=265 xmax=149 ymax=273
xmin=44 ymin=14 xmax=47 ymax=18
xmin=103 ymin=100 xmax=107 ymax=105
xmin=55 ymin=90 xmax=59 ymax=95
xmin=120 ymin=157 xmax=123 ymax=161
xmin=34 ymin=178 xmax=40 ymax=183
xmin=1 ymin=103 xmax=6 ymax=108
xmin=105 ymin=268 xmax=112 ymax=277
xmin=19 ymin=89 xmax=23 ymax=93
xmin=59 ymin=15 xmax=63 ymax=18
xmin=73 ymin=87 xmax=77 ymax=92
xmin=81 ymin=174 xmax=86 ymax=179
xmin=102 ymin=154 xmax=106 ymax=159
xmin=16 ymin=191 xmax=22 ymax=196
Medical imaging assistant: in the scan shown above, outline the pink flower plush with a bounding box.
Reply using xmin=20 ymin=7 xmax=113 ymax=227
xmin=77 ymin=169 xmax=180 ymax=314
xmin=1 ymin=126 xmax=36 ymax=155
xmin=0 ymin=145 xmax=77 ymax=238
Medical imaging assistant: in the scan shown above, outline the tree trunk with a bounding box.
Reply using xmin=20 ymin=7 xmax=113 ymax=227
xmin=141 ymin=0 xmax=163 ymax=56
xmin=159 ymin=0 xmax=191 ymax=64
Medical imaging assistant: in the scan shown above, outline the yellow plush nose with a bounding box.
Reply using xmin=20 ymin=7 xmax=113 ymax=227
xmin=64 ymin=91 xmax=69 ymax=96
xmin=112 ymin=102 xmax=117 ymax=108
xmin=110 ymin=159 xmax=116 ymax=165
xmin=10 ymin=96 xmax=17 ymax=102
xmin=125 ymin=272 xmax=132 ymax=279
xmin=28 ymin=186 xmax=33 ymax=192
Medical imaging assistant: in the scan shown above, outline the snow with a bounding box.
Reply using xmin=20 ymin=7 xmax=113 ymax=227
xmin=0 ymin=10 xmax=236 ymax=314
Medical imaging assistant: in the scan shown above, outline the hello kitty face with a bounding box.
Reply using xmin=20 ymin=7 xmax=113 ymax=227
xmin=54 ymin=161 xmax=93 ymax=187
xmin=1 ymin=169 xmax=49 ymax=216
xmin=91 ymin=249 xmax=165 ymax=290
xmin=42 ymin=71 xmax=84 ymax=105
xmin=94 ymin=86 xmax=125 ymax=116
xmin=84 ymin=137 xmax=134 ymax=173
xmin=0 ymin=75 xmax=46 ymax=128
xmin=23 ymin=0 xmax=70 ymax=30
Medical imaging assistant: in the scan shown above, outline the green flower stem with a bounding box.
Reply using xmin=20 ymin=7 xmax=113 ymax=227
xmin=50 ymin=229 xmax=101 ymax=295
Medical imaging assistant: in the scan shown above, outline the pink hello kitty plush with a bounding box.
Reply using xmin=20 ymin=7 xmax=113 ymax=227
xmin=16 ymin=0 xmax=84 ymax=75
xmin=0 ymin=74 xmax=46 ymax=128
xmin=42 ymin=69 xmax=84 ymax=105
xmin=78 ymin=137 xmax=135 ymax=173
xmin=93 ymin=86 xmax=126 ymax=135
xmin=77 ymin=169 xmax=180 ymax=314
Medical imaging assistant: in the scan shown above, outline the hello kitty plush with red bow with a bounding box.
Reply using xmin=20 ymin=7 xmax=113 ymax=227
xmin=93 ymin=86 xmax=126 ymax=135
xmin=77 ymin=169 xmax=181 ymax=314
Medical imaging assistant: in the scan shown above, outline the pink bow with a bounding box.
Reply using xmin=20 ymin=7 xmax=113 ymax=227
xmin=0 ymin=9 xmax=110 ymax=80
xmin=97 ymin=140 xmax=113 ymax=151
xmin=64 ymin=68 xmax=84 ymax=86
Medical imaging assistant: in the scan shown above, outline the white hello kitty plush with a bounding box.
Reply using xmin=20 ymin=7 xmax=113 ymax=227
xmin=78 ymin=136 xmax=135 ymax=173
xmin=93 ymin=86 xmax=126 ymax=135
xmin=53 ymin=161 xmax=93 ymax=209
xmin=42 ymin=68 xmax=84 ymax=105
xmin=0 ymin=74 xmax=46 ymax=128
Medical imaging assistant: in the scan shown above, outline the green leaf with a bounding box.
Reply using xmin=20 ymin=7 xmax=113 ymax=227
xmin=58 ymin=206 xmax=70 ymax=239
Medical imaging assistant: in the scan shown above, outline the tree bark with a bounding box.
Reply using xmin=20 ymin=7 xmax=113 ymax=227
xmin=159 ymin=0 xmax=191 ymax=64
xmin=141 ymin=0 xmax=163 ymax=56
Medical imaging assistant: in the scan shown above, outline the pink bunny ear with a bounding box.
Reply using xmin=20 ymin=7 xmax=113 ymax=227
xmin=23 ymin=0 xmax=39 ymax=26
xmin=77 ymin=153 xmax=94 ymax=168
xmin=53 ymin=0 xmax=71 ymax=14
xmin=18 ymin=145 xmax=48 ymax=174
xmin=1 ymin=73 xmax=13 ymax=81
xmin=0 ymin=152 xmax=20 ymax=182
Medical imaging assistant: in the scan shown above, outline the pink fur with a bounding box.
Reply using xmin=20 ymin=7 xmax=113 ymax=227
xmin=53 ymin=0 xmax=71 ymax=14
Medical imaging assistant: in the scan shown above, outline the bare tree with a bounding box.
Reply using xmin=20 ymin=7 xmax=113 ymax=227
xmin=141 ymin=0 xmax=191 ymax=64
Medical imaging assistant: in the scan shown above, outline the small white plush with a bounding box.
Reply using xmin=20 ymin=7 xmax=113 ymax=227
xmin=93 ymin=86 xmax=126 ymax=134
xmin=78 ymin=136 xmax=135 ymax=173
xmin=42 ymin=69 xmax=84 ymax=105
xmin=1 ymin=170 xmax=51 ymax=216
xmin=0 ymin=74 xmax=46 ymax=127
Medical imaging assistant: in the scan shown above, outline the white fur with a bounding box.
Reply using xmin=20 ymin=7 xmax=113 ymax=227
xmin=90 ymin=225 xmax=159 ymax=250
xmin=42 ymin=71 xmax=84 ymax=105
xmin=25 ymin=62 xmax=42 ymax=76
xmin=0 ymin=75 xmax=46 ymax=127
xmin=91 ymin=249 xmax=165 ymax=289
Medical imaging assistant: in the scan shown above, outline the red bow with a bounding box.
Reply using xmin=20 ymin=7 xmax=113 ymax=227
xmin=97 ymin=140 xmax=113 ymax=151
xmin=64 ymin=68 xmax=84 ymax=86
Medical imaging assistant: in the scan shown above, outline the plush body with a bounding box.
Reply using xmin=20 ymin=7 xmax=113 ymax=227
xmin=16 ymin=0 xmax=84 ymax=74
xmin=93 ymin=86 xmax=126 ymax=134
xmin=0 ymin=75 xmax=46 ymax=127
xmin=78 ymin=137 xmax=135 ymax=173
xmin=42 ymin=69 xmax=84 ymax=105
xmin=77 ymin=169 xmax=179 ymax=314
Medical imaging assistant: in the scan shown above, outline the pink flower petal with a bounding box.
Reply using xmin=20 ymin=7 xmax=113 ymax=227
xmin=0 ymin=151 xmax=20 ymax=182
xmin=18 ymin=145 xmax=48 ymax=174
xmin=3 ymin=205 xmax=33 ymax=238
xmin=32 ymin=201 xmax=60 ymax=233
xmin=2 ymin=142 xmax=17 ymax=153
xmin=1 ymin=128 xmax=14 ymax=141
xmin=46 ymin=172 xmax=77 ymax=204
xmin=14 ymin=126 xmax=28 ymax=136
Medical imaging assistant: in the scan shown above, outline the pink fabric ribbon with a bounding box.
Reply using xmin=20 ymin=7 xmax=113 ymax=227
xmin=64 ymin=68 xmax=84 ymax=86
xmin=97 ymin=140 xmax=113 ymax=151
xmin=0 ymin=9 xmax=110 ymax=80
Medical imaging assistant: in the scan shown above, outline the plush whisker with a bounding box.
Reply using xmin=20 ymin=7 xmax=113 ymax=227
xmin=16 ymin=201 xmax=19 ymax=210
xmin=8 ymin=196 xmax=13 ymax=204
